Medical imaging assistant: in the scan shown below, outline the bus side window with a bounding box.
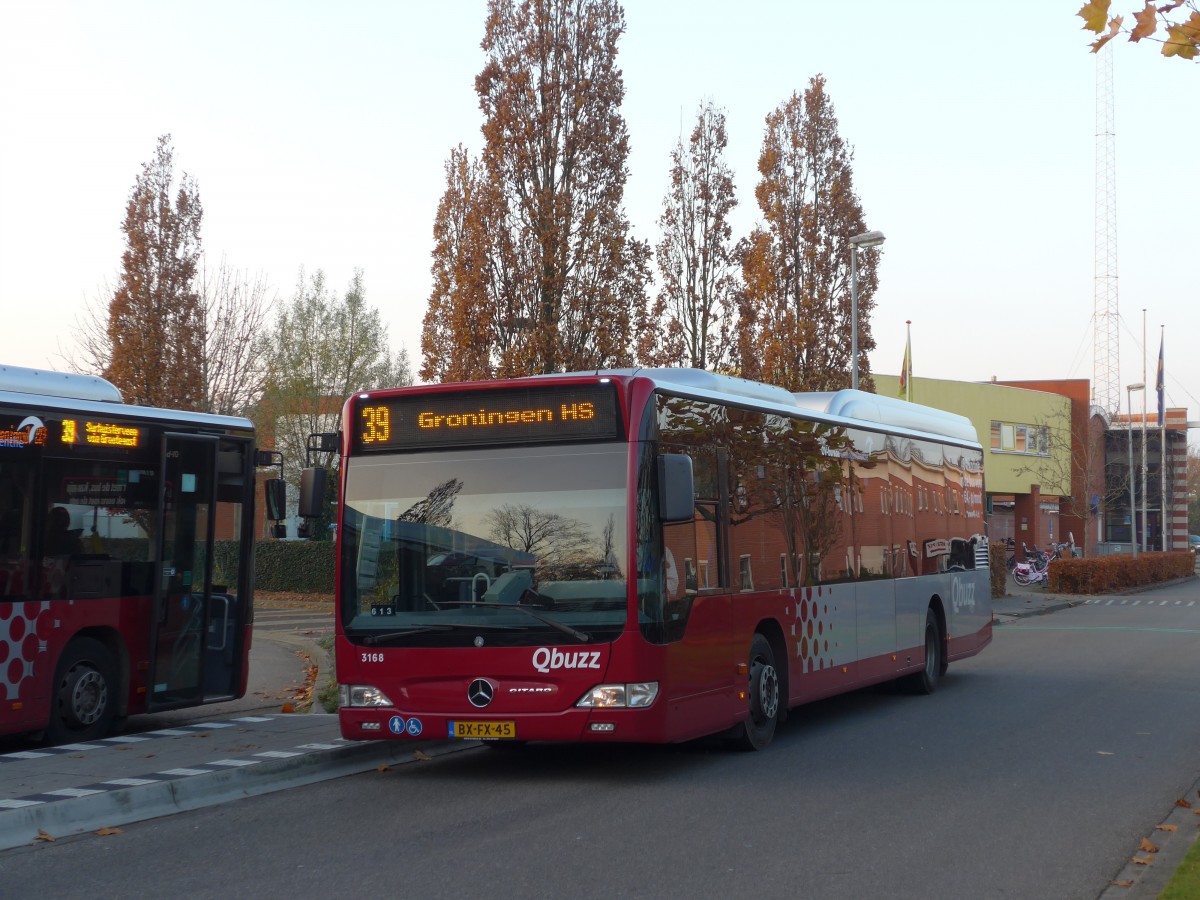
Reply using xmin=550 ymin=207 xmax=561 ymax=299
xmin=0 ymin=466 xmax=32 ymax=598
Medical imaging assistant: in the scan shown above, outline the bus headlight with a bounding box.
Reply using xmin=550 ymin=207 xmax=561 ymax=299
xmin=575 ymin=682 xmax=658 ymax=709
xmin=340 ymin=684 xmax=394 ymax=708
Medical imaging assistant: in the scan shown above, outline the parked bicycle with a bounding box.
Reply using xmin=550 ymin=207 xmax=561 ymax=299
xmin=1012 ymin=542 xmax=1063 ymax=586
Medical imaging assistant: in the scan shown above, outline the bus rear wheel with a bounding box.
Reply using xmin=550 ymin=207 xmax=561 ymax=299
xmin=45 ymin=637 xmax=118 ymax=744
xmin=736 ymin=634 xmax=780 ymax=751
xmin=904 ymin=609 xmax=944 ymax=695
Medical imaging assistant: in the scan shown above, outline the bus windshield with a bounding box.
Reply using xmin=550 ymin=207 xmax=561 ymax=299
xmin=340 ymin=444 xmax=629 ymax=646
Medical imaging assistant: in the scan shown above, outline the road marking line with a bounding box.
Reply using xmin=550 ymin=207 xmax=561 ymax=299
xmin=101 ymin=778 xmax=160 ymax=786
xmin=42 ymin=788 xmax=105 ymax=798
xmin=157 ymin=768 xmax=213 ymax=776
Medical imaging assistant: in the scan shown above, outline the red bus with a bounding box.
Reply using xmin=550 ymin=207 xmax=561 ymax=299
xmin=322 ymin=369 xmax=991 ymax=750
xmin=1 ymin=365 xmax=261 ymax=742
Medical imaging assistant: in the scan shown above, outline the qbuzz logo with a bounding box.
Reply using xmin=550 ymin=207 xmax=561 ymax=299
xmin=531 ymin=647 xmax=601 ymax=674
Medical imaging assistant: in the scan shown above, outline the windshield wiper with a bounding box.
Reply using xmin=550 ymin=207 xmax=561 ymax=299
xmin=437 ymin=601 xmax=591 ymax=644
xmin=362 ymin=625 xmax=454 ymax=645
xmin=361 ymin=621 xmax=530 ymax=645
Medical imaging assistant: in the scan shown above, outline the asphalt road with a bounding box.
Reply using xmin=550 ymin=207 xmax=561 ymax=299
xmin=4 ymin=583 xmax=1200 ymax=900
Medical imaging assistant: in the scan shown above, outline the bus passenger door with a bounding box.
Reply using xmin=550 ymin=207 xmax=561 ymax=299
xmin=148 ymin=433 xmax=219 ymax=710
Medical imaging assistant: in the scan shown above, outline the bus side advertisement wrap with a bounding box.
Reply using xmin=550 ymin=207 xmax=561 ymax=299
xmin=354 ymin=383 xmax=622 ymax=452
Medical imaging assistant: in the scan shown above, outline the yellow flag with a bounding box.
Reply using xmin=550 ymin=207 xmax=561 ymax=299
xmin=898 ymin=330 xmax=911 ymax=400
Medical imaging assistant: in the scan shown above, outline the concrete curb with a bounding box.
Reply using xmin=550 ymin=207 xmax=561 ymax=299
xmin=992 ymin=598 xmax=1086 ymax=623
xmin=1098 ymin=771 xmax=1200 ymax=899
xmin=0 ymin=738 xmax=469 ymax=852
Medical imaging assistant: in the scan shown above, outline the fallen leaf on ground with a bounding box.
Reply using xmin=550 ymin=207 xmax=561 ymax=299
xmin=1177 ymin=799 xmax=1193 ymax=808
xmin=1132 ymin=855 xmax=1154 ymax=866
xmin=35 ymin=829 xmax=55 ymax=843
xmin=376 ymin=764 xmax=392 ymax=773
xmin=414 ymin=750 xmax=432 ymax=761
xmin=1139 ymin=838 xmax=1159 ymax=853
xmin=96 ymin=827 xmax=123 ymax=836
xmin=1157 ymin=824 xmax=1178 ymax=832
xmin=1111 ymin=879 xmax=1134 ymax=888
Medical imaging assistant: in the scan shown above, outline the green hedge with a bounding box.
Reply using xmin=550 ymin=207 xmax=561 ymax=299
xmin=1048 ymin=551 xmax=1194 ymax=594
xmin=213 ymin=539 xmax=335 ymax=594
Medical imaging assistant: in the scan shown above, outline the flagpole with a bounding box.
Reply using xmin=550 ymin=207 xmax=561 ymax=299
xmin=1141 ymin=308 xmax=1147 ymax=552
xmin=1159 ymin=326 xmax=1167 ymax=551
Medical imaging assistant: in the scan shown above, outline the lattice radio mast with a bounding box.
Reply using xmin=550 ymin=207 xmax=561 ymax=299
xmin=1093 ymin=42 xmax=1120 ymax=417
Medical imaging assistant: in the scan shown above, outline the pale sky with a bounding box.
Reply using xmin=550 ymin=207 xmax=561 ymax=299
xmin=2 ymin=1 xmax=1197 ymax=429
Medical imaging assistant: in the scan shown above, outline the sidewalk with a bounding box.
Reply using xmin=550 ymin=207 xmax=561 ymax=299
xmin=0 ymin=602 xmax=467 ymax=852
xmin=992 ymin=573 xmax=1197 ymax=624
xmin=991 ymin=581 xmax=1090 ymax=622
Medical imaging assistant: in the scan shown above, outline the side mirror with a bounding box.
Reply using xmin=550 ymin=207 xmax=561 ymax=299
xmin=299 ymin=468 xmax=327 ymax=519
xmin=657 ymin=454 xmax=695 ymax=524
xmin=265 ymin=479 xmax=287 ymax=521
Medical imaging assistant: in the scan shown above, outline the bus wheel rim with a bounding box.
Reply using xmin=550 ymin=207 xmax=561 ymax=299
xmin=67 ymin=668 xmax=107 ymax=726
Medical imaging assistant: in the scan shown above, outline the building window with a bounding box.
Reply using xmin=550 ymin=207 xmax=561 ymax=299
xmin=990 ymin=421 xmax=1050 ymax=457
xmin=739 ymin=555 xmax=754 ymax=591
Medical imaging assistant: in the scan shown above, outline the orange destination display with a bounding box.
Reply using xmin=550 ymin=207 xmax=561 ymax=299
xmin=353 ymin=383 xmax=621 ymax=451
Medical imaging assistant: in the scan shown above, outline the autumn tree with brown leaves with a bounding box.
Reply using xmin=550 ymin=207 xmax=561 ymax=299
xmin=421 ymin=146 xmax=512 ymax=383
xmin=422 ymin=0 xmax=650 ymax=380
xmin=1081 ymin=0 xmax=1200 ymax=60
xmin=639 ymin=101 xmax=739 ymax=370
xmin=736 ymin=76 xmax=879 ymax=393
xmin=104 ymin=134 xmax=205 ymax=408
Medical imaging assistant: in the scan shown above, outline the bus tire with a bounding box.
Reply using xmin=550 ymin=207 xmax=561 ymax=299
xmin=44 ymin=637 xmax=118 ymax=744
xmin=904 ymin=608 xmax=943 ymax=695
xmin=736 ymin=633 xmax=780 ymax=751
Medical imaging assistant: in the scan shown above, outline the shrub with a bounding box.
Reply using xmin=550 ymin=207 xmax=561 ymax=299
xmin=1048 ymin=551 xmax=1194 ymax=594
xmin=254 ymin=540 xmax=337 ymax=593
xmin=212 ymin=539 xmax=336 ymax=594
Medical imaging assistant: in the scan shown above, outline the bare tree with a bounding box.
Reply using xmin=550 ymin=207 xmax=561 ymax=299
xmin=484 ymin=503 xmax=593 ymax=564
xmin=398 ymin=479 xmax=463 ymax=528
xmin=199 ymin=255 xmax=275 ymax=417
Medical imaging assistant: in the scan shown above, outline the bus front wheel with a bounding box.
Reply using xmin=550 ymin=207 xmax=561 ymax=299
xmin=736 ymin=633 xmax=780 ymax=751
xmin=45 ymin=637 xmax=118 ymax=744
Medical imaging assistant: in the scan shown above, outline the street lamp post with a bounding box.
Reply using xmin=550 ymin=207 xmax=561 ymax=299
xmin=1127 ymin=382 xmax=1144 ymax=559
xmin=848 ymin=230 xmax=886 ymax=391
